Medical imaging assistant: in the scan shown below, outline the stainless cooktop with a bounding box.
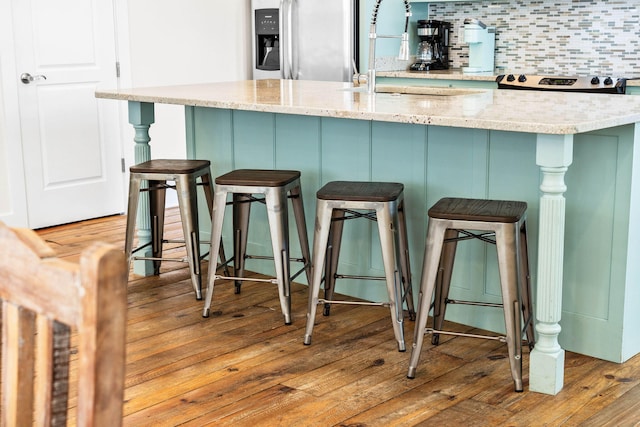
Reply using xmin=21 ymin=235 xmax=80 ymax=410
xmin=496 ymin=74 xmax=628 ymax=94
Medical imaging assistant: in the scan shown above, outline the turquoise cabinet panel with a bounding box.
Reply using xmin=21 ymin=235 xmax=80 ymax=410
xmin=231 ymin=111 xmax=277 ymax=269
xmin=186 ymin=107 xmax=234 ymax=245
xmin=320 ymin=117 xmax=371 ymax=182
xmin=234 ymin=111 xmax=276 ymax=169
xmin=274 ymin=115 xmax=321 ymax=173
xmin=488 ymin=130 xmax=540 ymax=297
xmin=426 ymin=126 xmax=488 ymax=201
xmin=426 ymin=126 xmax=488 ymax=308
xmin=565 ymin=134 xmax=619 ymax=319
xmin=275 ymin=114 xmax=322 ymax=267
xmin=371 ymin=120 xmax=427 ymax=265
xmin=560 ymin=127 xmax=634 ymax=360
xmin=187 ymin=107 xmax=234 ymax=173
xmin=369 ymin=121 xmax=428 ymax=301
xmin=319 ymin=118 xmax=373 ymax=296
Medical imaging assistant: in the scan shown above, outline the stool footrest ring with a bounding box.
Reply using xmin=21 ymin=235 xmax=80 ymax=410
xmin=318 ymin=299 xmax=389 ymax=308
xmin=163 ymin=239 xmax=188 ymax=244
xmin=133 ymin=255 xmax=188 ymax=263
xmin=245 ymin=254 xmax=306 ymax=263
xmin=214 ymin=275 xmax=278 ymax=284
xmin=445 ymin=298 xmax=503 ymax=309
xmin=333 ymin=274 xmax=386 ymax=281
xmin=213 ymin=263 xmax=309 ymax=285
xmin=426 ymin=328 xmax=507 ymax=343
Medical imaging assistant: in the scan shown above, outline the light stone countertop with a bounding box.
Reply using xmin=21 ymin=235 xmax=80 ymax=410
xmin=96 ymin=79 xmax=640 ymax=135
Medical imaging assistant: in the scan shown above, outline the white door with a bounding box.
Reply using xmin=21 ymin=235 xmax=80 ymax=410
xmin=13 ymin=0 xmax=124 ymax=228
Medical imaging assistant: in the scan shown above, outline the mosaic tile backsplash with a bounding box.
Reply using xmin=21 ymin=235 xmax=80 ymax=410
xmin=425 ymin=0 xmax=640 ymax=76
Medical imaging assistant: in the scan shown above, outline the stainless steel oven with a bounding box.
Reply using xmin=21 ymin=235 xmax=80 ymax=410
xmin=496 ymin=74 xmax=628 ymax=94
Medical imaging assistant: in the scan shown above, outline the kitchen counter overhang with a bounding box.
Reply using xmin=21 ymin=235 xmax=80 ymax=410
xmin=95 ymin=78 xmax=640 ymax=135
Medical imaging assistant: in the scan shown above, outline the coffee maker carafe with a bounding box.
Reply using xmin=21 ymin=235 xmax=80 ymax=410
xmin=410 ymin=20 xmax=451 ymax=72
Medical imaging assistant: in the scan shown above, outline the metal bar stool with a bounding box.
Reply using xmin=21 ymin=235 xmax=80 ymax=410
xmin=124 ymin=159 xmax=227 ymax=300
xmin=303 ymin=181 xmax=415 ymax=352
xmin=407 ymin=197 xmax=536 ymax=391
xmin=202 ymin=169 xmax=312 ymax=325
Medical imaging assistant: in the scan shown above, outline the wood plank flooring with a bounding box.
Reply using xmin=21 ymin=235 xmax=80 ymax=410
xmin=35 ymin=209 xmax=640 ymax=426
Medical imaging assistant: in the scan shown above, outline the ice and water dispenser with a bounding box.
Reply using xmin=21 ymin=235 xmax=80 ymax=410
xmin=253 ymin=6 xmax=280 ymax=79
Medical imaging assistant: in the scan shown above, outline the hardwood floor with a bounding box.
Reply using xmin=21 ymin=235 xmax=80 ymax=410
xmin=36 ymin=209 xmax=640 ymax=426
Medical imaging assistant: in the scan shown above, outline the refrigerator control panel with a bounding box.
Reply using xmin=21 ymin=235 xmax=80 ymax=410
xmin=256 ymin=8 xmax=279 ymax=34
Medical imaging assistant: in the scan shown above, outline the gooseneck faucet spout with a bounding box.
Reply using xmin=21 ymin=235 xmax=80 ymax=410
xmin=367 ymin=0 xmax=412 ymax=94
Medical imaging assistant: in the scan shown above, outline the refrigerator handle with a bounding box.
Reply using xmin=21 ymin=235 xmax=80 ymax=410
xmin=280 ymin=0 xmax=293 ymax=79
xmin=289 ymin=0 xmax=297 ymax=80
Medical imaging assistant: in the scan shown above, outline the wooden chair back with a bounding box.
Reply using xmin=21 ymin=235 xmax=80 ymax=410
xmin=0 ymin=221 xmax=127 ymax=426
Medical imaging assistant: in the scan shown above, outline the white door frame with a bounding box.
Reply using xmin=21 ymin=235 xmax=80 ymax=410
xmin=0 ymin=0 xmax=28 ymax=227
xmin=113 ymin=0 xmax=133 ymax=200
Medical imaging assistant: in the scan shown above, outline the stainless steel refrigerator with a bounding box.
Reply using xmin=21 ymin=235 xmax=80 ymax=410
xmin=251 ymin=0 xmax=359 ymax=82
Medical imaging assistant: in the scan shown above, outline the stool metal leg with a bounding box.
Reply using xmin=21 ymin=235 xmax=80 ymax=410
xmin=124 ymin=174 xmax=142 ymax=274
xmin=376 ymin=200 xmax=406 ymax=352
xmin=290 ymin=183 xmax=312 ymax=285
xmin=304 ymin=199 xmax=333 ymax=345
xmin=431 ymin=228 xmax=458 ymax=345
xmin=519 ymin=221 xmax=536 ymax=350
xmin=495 ymin=222 xmax=524 ymax=392
xmin=148 ymin=180 xmax=167 ymax=276
xmin=175 ymin=174 xmax=203 ymax=299
xmin=201 ymin=172 xmax=229 ymax=276
xmin=408 ymin=219 xmax=447 ymax=378
xmin=323 ymin=208 xmax=345 ymax=316
xmin=397 ymin=199 xmax=415 ymax=320
xmin=265 ymin=187 xmax=292 ymax=324
xmin=203 ymin=187 xmax=229 ymax=317
xmin=232 ymin=193 xmax=252 ymax=294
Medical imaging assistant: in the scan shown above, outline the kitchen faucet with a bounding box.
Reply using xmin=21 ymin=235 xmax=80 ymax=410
xmin=367 ymin=0 xmax=412 ymax=94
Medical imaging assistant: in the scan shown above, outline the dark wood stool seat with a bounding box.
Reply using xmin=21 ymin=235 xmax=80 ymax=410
xmin=317 ymin=181 xmax=404 ymax=202
xmin=202 ymin=169 xmax=312 ymax=325
xmin=428 ymin=197 xmax=527 ymax=223
xmin=130 ymin=159 xmax=212 ymax=175
xmin=304 ymin=181 xmax=415 ymax=352
xmin=124 ymin=159 xmax=227 ymax=300
xmin=408 ymin=197 xmax=535 ymax=392
xmin=215 ymin=169 xmax=301 ymax=187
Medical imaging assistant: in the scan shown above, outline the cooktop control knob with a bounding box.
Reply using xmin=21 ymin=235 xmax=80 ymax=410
xmin=591 ymin=76 xmax=600 ymax=85
xmin=506 ymin=74 xmax=516 ymax=82
xmin=518 ymin=74 xmax=527 ymax=82
xmin=604 ymin=76 xmax=613 ymax=85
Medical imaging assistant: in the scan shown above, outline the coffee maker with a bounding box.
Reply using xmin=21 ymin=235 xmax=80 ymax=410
xmin=462 ymin=19 xmax=495 ymax=73
xmin=410 ymin=20 xmax=451 ymax=72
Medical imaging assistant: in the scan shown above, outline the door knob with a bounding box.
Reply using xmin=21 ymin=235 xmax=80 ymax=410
xmin=20 ymin=72 xmax=47 ymax=84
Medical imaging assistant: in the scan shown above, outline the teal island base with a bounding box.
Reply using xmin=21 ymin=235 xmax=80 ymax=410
xmin=181 ymin=106 xmax=640 ymax=368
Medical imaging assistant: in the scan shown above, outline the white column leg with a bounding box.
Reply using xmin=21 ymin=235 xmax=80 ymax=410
xmin=530 ymin=133 xmax=573 ymax=395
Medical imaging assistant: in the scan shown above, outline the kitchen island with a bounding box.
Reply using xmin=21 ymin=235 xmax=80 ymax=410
xmin=97 ymin=79 xmax=640 ymax=395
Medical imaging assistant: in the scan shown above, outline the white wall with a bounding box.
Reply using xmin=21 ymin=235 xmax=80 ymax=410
xmin=124 ymin=0 xmax=251 ymax=167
